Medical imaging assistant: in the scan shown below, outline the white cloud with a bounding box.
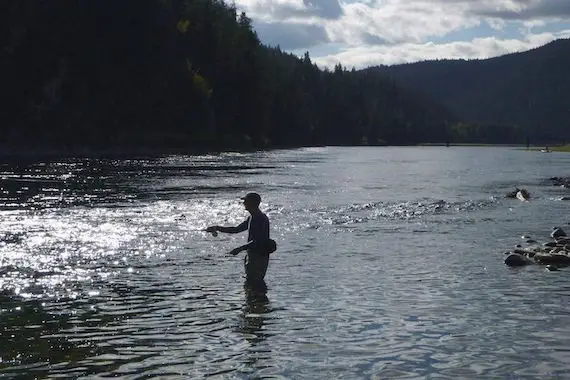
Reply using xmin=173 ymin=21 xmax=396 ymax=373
xmin=253 ymin=21 xmax=330 ymax=49
xmin=233 ymin=0 xmax=570 ymax=67
xmin=312 ymin=32 xmax=569 ymax=69
xmin=235 ymin=0 xmax=341 ymax=21
xmin=474 ymin=0 xmax=570 ymax=19
xmin=486 ymin=18 xmax=507 ymax=31
xmin=326 ymin=1 xmax=479 ymax=45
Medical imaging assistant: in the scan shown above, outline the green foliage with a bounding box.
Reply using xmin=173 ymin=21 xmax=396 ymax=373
xmin=186 ymin=60 xmax=212 ymax=98
xmin=177 ymin=19 xmax=190 ymax=33
xmin=191 ymin=72 xmax=213 ymax=98
xmin=551 ymin=145 xmax=570 ymax=152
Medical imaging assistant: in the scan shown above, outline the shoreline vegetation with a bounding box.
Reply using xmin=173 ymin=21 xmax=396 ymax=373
xmin=419 ymin=143 xmax=570 ymax=150
xmin=550 ymin=145 xmax=570 ymax=152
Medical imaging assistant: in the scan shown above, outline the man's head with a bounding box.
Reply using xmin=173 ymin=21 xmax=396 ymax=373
xmin=241 ymin=192 xmax=261 ymax=211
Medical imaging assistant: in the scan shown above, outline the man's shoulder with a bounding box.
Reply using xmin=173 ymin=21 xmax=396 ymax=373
xmin=252 ymin=210 xmax=269 ymax=222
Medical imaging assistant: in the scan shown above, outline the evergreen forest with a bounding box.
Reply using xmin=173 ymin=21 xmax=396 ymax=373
xmin=1 ymin=0 xmax=568 ymax=152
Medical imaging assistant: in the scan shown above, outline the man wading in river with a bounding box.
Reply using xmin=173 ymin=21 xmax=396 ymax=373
xmin=206 ymin=192 xmax=273 ymax=287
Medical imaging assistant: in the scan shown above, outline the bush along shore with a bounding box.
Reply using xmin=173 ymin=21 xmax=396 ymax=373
xmin=504 ymin=227 xmax=570 ymax=270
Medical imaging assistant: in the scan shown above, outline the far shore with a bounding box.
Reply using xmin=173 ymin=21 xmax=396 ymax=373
xmin=550 ymin=145 xmax=570 ymax=152
xmin=419 ymin=143 xmax=526 ymax=147
xmin=421 ymin=143 xmax=570 ymax=151
xmin=1 ymin=143 xmax=569 ymax=159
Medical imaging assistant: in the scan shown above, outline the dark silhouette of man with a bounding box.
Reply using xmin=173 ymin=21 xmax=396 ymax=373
xmin=206 ymin=192 xmax=271 ymax=286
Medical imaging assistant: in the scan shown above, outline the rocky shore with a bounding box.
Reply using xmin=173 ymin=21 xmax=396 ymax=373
xmin=504 ymin=227 xmax=570 ymax=270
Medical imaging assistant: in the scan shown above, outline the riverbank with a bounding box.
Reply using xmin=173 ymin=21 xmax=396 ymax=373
xmin=1 ymin=143 xmax=568 ymax=160
xmin=420 ymin=143 xmax=526 ymax=147
xmin=550 ymin=145 xmax=570 ymax=152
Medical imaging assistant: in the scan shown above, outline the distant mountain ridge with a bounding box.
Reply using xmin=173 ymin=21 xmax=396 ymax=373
xmin=369 ymin=38 xmax=570 ymax=142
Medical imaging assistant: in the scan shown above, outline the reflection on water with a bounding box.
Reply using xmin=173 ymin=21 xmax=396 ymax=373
xmin=232 ymin=281 xmax=274 ymax=378
xmin=1 ymin=147 xmax=570 ymax=378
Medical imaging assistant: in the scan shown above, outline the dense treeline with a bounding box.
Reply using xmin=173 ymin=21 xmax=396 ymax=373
xmin=371 ymin=39 xmax=570 ymax=144
xmin=0 ymin=0 xmax=455 ymax=152
xmin=448 ymin=122 xmax=523 ymax=144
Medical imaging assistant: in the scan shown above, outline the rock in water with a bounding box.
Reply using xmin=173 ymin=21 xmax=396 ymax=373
xmin=516 ymin=189 xmax=530 ymax=202
xmin=551 ymin=227 xmax=567 ymax=239
xmin=504 ymin=253 xmax=534 ymax=267
xmin=534 ymin=254 xmax=570 ymax=266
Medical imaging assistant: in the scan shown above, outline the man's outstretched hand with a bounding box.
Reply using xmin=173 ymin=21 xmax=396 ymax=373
xmin=205 ymin=226 xmax=218 ymax=236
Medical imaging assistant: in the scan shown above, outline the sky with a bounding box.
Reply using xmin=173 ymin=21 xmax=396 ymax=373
xmin=232 ymin=0 xmax=570 ymax=69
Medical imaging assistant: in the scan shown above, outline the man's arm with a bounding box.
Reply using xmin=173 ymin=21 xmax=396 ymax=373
xmin=231 ymin=237 xmax=265 ymax=254
xmin=206 ymin=219 xmax=248 ymax=234
xmin=228 ymin=241 xmax=253 ymax=256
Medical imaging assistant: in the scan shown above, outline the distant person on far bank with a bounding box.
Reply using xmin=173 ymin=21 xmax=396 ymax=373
xmin=206 ymin=192 xmax=275 ymax=286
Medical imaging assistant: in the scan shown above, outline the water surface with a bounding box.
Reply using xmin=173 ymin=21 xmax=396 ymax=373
xmin=1 ymin=147 xmax=569 ymax=378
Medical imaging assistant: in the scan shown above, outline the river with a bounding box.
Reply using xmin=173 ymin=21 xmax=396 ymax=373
xmin=1 ymin=146 xmax=569 ymax=379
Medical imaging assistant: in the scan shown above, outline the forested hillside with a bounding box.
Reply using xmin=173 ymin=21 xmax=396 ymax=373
xmin=371 ymin=39 xmax=570 ymax=143
xmin=0 ymin=0 xmax=454 ymax=152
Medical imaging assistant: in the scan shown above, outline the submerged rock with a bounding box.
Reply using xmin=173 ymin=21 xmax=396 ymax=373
xmin=503 ymin=226 xmax=570 ymax=269
xmin=506 ymin=188 xmax=530 ymax=201
xmin=516 ymin=189 xmax=530 ymax=201
xmin=505 ymin=253 xmax=534 ymax=266
xmin=533 ymin=253 xmax=570 ymax=265
xmin=551 ymin=227 xmax=567 ymax=239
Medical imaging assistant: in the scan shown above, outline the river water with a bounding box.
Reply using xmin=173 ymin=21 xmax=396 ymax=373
xmin=1 ymin=146 xmax=569 ymax=379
